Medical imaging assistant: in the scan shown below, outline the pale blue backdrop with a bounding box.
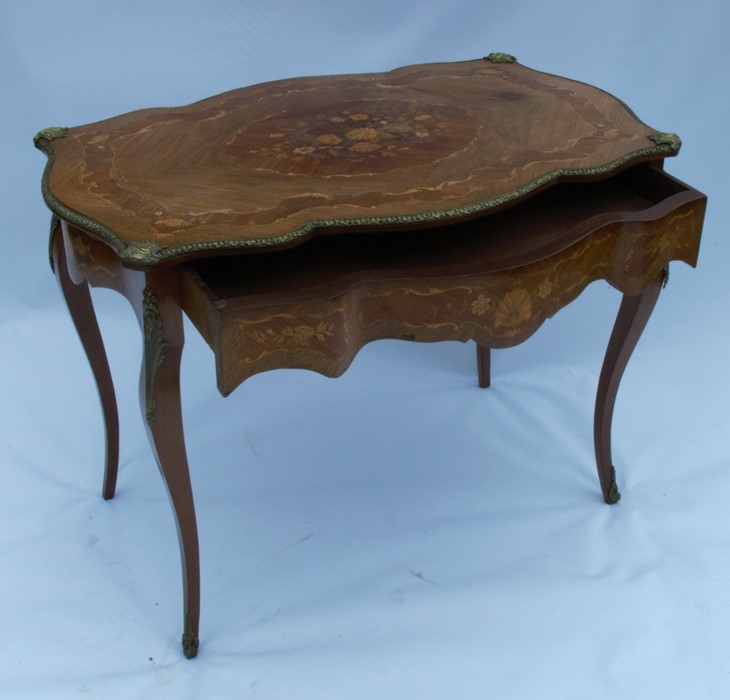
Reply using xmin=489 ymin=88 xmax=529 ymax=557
xmin=1 ymin=1 xmax=729 ymax=698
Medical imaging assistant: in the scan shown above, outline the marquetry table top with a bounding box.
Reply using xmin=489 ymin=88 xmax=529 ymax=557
xmin=35 ymin=54 xmax=680 ymax=267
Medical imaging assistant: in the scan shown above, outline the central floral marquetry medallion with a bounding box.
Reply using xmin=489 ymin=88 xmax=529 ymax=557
xmin=226 ymin=99 xmax=480 ymax=176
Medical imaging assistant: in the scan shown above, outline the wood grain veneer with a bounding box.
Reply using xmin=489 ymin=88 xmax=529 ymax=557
xmin=37 ymin=58 xmax=679 ymax=266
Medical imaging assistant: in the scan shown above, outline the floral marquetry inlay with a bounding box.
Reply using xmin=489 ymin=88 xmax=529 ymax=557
xmin=67 ymin=234 xmax=119 ymax=280
xmin=234 ymin=310 xmax=344 ymax=369
xmin=250 ymin=321 xmax=335 ymax=347
xmin=227 ymin=99 xmax=479 ymax=176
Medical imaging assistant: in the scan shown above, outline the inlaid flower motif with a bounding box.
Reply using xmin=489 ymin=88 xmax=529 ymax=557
xmin=349 ymin=141 xmax=379 ymax=153
xmin=494 ymin=288 xmax=533 ymax=328
xmin=317 ymin=133 xmax=343 ymax=146
xmin=70 ymin=235 xmax=119 ymax=279
xmin=230 ymin=99 xmax=473 ymax=175
xmin=280 ymin=322 xmax=334 ymax=344
xmin=345 ymin=127 xmax=379 ymax=142
xmin=536 ymin=278 xmax=553 ymax=299
xmin=470 ymin=294 xmax=492 ymax=315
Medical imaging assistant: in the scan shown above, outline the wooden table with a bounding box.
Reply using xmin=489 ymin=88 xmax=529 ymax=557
xmin=35 ymin=55 xmax=706 ymax=658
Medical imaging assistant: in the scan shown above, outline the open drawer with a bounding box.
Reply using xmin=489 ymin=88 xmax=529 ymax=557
xmin=180 ymin=164 xmax=706 ymax=395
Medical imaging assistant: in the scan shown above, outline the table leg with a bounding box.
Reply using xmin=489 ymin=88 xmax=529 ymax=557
xmin=594 ymin=271 xmax=665 ymax=504
xmin=476 ymin=344 xmax=491 ymax=388
xmin=51 ymin=227 xmax=120 ymax=500
xmin=136 ymin=273 xmax=200 ymax=659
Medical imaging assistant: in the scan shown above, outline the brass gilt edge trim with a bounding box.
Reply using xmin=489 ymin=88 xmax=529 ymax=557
xmin=36 ymin=129 xmax=680 ymax=267
xmin=142 ymin=287 xmax=169 ymax=428
xmin=117 ymin=143 xmax=681 ymax=266
xmin=484 ymin=53 xmax=517 ymax=64
xmin=36 ymin=131 xmax=131 ymax=265
xmin=124 ymin=244 xmax=167 ymax=265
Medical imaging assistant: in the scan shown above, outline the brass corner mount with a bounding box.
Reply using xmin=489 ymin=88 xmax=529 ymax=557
xmin=649 ymin=132 xmax=682 ymax=152
xmin=34 ymin=126 xmax=68 ymax=148
xmin=484 ymin=53 xmax=517 ymax=64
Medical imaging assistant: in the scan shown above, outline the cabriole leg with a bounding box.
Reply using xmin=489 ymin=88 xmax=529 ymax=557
xmin=52 ymin=225 xmax=120 ymax=500
xmin=136 ymin=272 xmax=200 ymax=658
xmin=594 ymin=271 xmax=664 ymax=504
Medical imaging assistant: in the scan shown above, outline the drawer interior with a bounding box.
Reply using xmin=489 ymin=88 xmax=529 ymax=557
xmin=184 ymin=164 xmax=695 ymax=308
xmin=181 ymin=163 xmax=703 ymax=348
